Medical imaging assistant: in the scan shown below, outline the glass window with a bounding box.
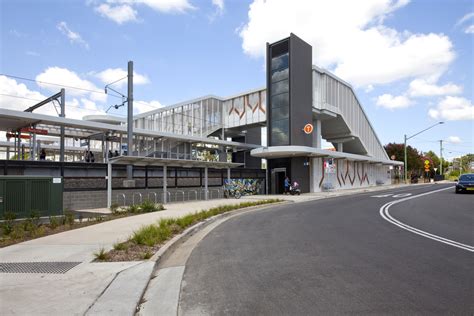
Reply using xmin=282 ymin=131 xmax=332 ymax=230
xmin=271 ymin=93 xmax=289 ymax=108
xmin=271 ymin=105 xmax=289 ymax=121
xmin=271 ymin=119 xmax=289 ymax=135
xmin=271 ymin=53 xmax=289 ymax=71
xmin=271 ymin=68 xmax=288 ymax=82
xmin=271 ymin=79 xmax=289 ymax=95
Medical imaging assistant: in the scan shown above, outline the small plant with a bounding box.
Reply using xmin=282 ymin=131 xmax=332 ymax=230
xmin=127 ymin=204 xmax=140 ymax=214
xmin=49 ymin=216 xmax=60 ymax=229
xmin=64 ymin=210 xmax=75 ymax=226
xmin=31 ymin=226 xmax=46 ymax=238
xmin=10 ymin=224 xmax=25 ymax=240
xmin=142 ymin=251 xmax=153 ymax=259
xmin=113 ymin=241 xmax=129 ymax=251
xmin=94 ymin=214 xmax=104 ymax=222
xmin=94 ymin=247 xmax=109 ymax=261
xmin=78 ymin=213 xmax=83 ymax=223
xmin=29 ymin=210 xmax=41 ymax=226
xmin=110 ymin=203 xmax=120 ymax=215
xmin=140 ymin=199 xmax=157 ymax=213
xmin=1 ymin=211 xmax=17 ymax=235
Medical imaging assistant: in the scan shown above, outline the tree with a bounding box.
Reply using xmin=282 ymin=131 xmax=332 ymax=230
xmin=384 ymin=142 xmax=423 ymax=175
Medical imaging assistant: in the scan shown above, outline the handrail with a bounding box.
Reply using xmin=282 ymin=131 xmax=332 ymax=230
xmin=148 ymin=192 xmax=157 ymax=204
xmin=132 ymin=192 xmax=142 ymax=205
xmin=176 ymin=190 xmax=185 ymax=202
xmin=117 ymin=193 xmax=126 ymax=207
xmin=188 ymin=190 xmax=198 ymax=201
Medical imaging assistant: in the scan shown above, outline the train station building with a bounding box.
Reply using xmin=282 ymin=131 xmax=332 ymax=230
xmin=0 ymin=34 xmax=402 ymax=210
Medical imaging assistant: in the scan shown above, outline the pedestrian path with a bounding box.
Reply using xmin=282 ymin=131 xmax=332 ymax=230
xmin=0 ymin=183 xmax=421 ymax=315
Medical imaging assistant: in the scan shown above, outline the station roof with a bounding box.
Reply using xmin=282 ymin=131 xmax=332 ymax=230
xmin=251 ymin=146 xmax=404 ymax=165
xmin=0 ymin=108 xmax=259 ymax=149
xmin=108 ymin=155 xmax=243 ymax=169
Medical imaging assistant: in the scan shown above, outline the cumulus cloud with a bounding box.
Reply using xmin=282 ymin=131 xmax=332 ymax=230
xmin=428 ymin=96 xmax=474 ymax=121
xmin=95 ymin=4 xmax=138 ymax=24
xmin=465 ymin=25 xmax=474 ymax=34
xmin=57 ymin=21 xmax=89 ymax=49
xmin=94 ymin=0 xmax=194 ymax=24
xmin=95 ymin=68 xmax=150 ymax=87
xmin=408 ymin=79 xmax=462 ymax=97
xmin=239 ymin=0 xmax=455 ymax=87
xmin=36 ymin=67 xmax=107 ymax=102
xmin=376 ymin=93 xmax=413 ymax=109
xmin=447 ymin=136 xmax=462 ymax=144
xmin=0 ymin=75 xmax=104 ymax=119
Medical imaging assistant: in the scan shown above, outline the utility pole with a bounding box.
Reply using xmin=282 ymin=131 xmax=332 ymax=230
xmin=60 ymin=88 xmax=65 ymax=163
xmin=439 ymin=140 xmax=443 ymax=176
xmin=127 ymin=61 xmax=133 ymax=180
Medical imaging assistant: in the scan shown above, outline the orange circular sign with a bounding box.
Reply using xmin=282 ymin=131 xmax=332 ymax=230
xmin=303 ymin=124 xmax=313 ymax=134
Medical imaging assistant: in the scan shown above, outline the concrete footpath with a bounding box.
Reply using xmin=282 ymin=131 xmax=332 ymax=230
xmin=0 ymin=183 xmax=422 ymax=315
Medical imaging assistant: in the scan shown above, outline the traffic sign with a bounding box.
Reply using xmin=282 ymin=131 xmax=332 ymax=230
xmin=303 ymin=123 xmax=313 ymax=134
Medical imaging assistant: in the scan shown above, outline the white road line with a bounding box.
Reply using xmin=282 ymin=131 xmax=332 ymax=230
xmin=379 ymin=186 xmax=474 ymax=252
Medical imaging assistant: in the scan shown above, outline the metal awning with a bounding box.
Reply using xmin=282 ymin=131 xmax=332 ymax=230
xmin=108 ymin=155 xmax=243 ymax=169
xmin=251 ymin=146 xmax=404 ymax=166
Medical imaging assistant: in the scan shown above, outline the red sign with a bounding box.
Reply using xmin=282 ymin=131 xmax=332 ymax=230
xmin=20 ymin=127 xmax=48 ymax=135
xmin=6 ymin=133 xmax=31 ymax=139
xmin=303 ymin=123 xmax=313 ymax=134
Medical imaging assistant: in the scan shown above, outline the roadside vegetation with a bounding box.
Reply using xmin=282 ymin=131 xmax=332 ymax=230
xmin=0 ymin=200 xmax=165 ymax=248
xmin=95 ymin=199 xmax=283 ymax=262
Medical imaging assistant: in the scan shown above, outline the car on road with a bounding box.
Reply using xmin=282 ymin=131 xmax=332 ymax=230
xmin=455 ymin=173 xmax=474 ymax=193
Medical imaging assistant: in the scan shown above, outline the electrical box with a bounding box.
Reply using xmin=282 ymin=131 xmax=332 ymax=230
xmin=0 ymin=176 xmax=63 ymax=219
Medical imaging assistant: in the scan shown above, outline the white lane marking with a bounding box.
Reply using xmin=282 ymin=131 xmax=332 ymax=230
xmin=392 ymin=193 xmax=412 ymax=198
xmin=371 ymin=193 xmax=412 ymax=198
xmin=379 ymin=186 xmax=474 ymax=252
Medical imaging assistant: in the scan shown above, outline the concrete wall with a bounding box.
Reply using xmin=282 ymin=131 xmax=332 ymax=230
xmin=310 ymin=158 xmax=391 ymax=192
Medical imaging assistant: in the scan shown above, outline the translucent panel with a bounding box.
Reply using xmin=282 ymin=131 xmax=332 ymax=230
xmin=271 ymin=105 xmax=289 ymax=121
xmin=271 ymin=52 xmax=289 ymax=71
xmin=271 ymin=68 xmax=288 ymax=82
xmin=271 ymin=93 xmax=289 ymax=108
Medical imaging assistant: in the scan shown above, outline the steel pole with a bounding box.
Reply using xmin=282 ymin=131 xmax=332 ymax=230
xmin=60 ymin=88 xmax=65 ymax=162
xmin=439 ymin=140 xmax=443 ymax=175
xmin=127 ymin=61 xmax=134 ymax=179
xmin=404 ymin=134 xmax=407 ymax=183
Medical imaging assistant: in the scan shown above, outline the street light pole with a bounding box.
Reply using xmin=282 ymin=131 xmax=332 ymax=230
xmin=403 ymin=122 xmax=444 ymax=183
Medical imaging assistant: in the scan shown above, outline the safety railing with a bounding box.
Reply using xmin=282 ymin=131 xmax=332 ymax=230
xmin=148 ymin=192 xmax=157 ymax=204
xmin=132 ymin=192 xmax=143 ymax=205
xmin=175 ymin=190 xmax=185 ymax=202
xmin=117 ymin=193 xmax=126 ymax=207
xmin=187 ymin=190 xmax=198 ymax=201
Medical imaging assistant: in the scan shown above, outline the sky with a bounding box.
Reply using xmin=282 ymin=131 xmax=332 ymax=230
xmin=1 ymin=0 xmax=473 ymax=160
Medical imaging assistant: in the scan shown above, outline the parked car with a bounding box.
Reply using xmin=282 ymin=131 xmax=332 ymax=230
xmin=455 ymin=173 xmax=474 ymax=194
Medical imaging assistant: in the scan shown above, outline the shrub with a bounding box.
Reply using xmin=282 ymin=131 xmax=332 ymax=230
xmin=10 ymin=224 xmax=25 ymax=240
xmin=30 ymin=210 xmax=41 ymax=226
xmin=64 ymin=210 xmax=75 ymax=226
xmin=142 ymin=251 xmax=153 ymax=259
xmin=113 ymin=242 xmax=129 ymax=251
xmin=127 ymin=204 xmax=140 ymax=214
xmin=49 ymin=216 xmax=60 ymax=229
xmin=140 ymin=199 xmax=157 ymax=213
xmin=1 ymin=211 xmax=16 ymax=235
xmin=94 ymin=247 xmax=109 ymax=261
xmin=110 ymin=203 xmax=120 ymax=215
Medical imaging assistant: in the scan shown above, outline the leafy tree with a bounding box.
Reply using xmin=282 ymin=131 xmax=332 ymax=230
xmin=384 ymin=142 xmax=423 ymax=175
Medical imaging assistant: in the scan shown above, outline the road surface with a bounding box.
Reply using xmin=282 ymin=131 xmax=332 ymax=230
xmin=178 ymin=184 xmax=473 ymax=315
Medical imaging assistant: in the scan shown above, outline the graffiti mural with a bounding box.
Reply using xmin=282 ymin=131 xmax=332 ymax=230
xmin=224 ymin=179 xmax=262 ymax=197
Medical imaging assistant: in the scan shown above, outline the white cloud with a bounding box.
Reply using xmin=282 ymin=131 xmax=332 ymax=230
xmin=95 ymin=4 xmax=138 ymax=24
xmin=57 ymin=21 xmax=89 ymax=49
xmin=364 ymin=84 xmax=374 ymax=93
xmin=0 ymin=75 xmax=104 ymax=119
xmin=408 ymin=79 xmax=462 ymax=97
xmin=239 ymin=0 xmax=455 ymax=87
xmin=465 ymin=25 xmax=474 ymax=34
xmin=134 ymin=100 xmax=163 ymax=114
xmin=447 ymin=136 xmax=462 ymax=144
xmin=94 ymin=0 xmax=195 ymax=24
xmin=36 ymin=67 xmax=107 ymax=102
xmin=456 ymin=12 xmax=473 ymax=27
xmin=428 ymin=96 xmax=474 ymax=121
xmin=212 ymin=0 xmax=224 ymax=13
xmin=95 ymin=68 xmax=150 ymax=87
xmin=376 ymin=93 xmax=413 ymax=109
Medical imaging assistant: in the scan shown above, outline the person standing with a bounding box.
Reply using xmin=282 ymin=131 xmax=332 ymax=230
xmin=284 ymin=176 xmax=290 ymax=195
xmin=39 ymin=149 xmax=46 ymax=160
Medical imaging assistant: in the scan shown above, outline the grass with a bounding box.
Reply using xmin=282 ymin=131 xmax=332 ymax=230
xmin=94 ymin=248 xmax=109 ymax=261
xmin=96 ymin=199 xmax=283 ymax=262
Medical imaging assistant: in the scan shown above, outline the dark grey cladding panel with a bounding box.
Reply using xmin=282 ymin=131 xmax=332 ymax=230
xmin=289 ymin=33 xmax=313 ymax=147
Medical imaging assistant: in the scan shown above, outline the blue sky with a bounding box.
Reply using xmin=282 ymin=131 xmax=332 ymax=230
xmin=1 ymin=0 xmax=473 ymax=160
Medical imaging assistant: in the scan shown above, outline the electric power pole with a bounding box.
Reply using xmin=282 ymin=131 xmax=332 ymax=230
xmin=127 ymin=61 xmax=134 ymax=179
xmin=439 ymin=140 xmax=443 ymax=175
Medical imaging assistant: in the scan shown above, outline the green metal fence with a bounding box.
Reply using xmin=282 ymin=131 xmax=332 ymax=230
xmin=0 ymin=176 xmax=63 ymax=219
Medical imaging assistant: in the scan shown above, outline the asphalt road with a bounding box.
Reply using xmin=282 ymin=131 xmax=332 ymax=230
xmin=178 ymin=184 xmax=474 ymax=315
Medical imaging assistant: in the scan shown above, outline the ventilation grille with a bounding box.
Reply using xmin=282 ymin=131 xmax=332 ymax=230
xmin=0 ymin=262 xmax=81 ymax=274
